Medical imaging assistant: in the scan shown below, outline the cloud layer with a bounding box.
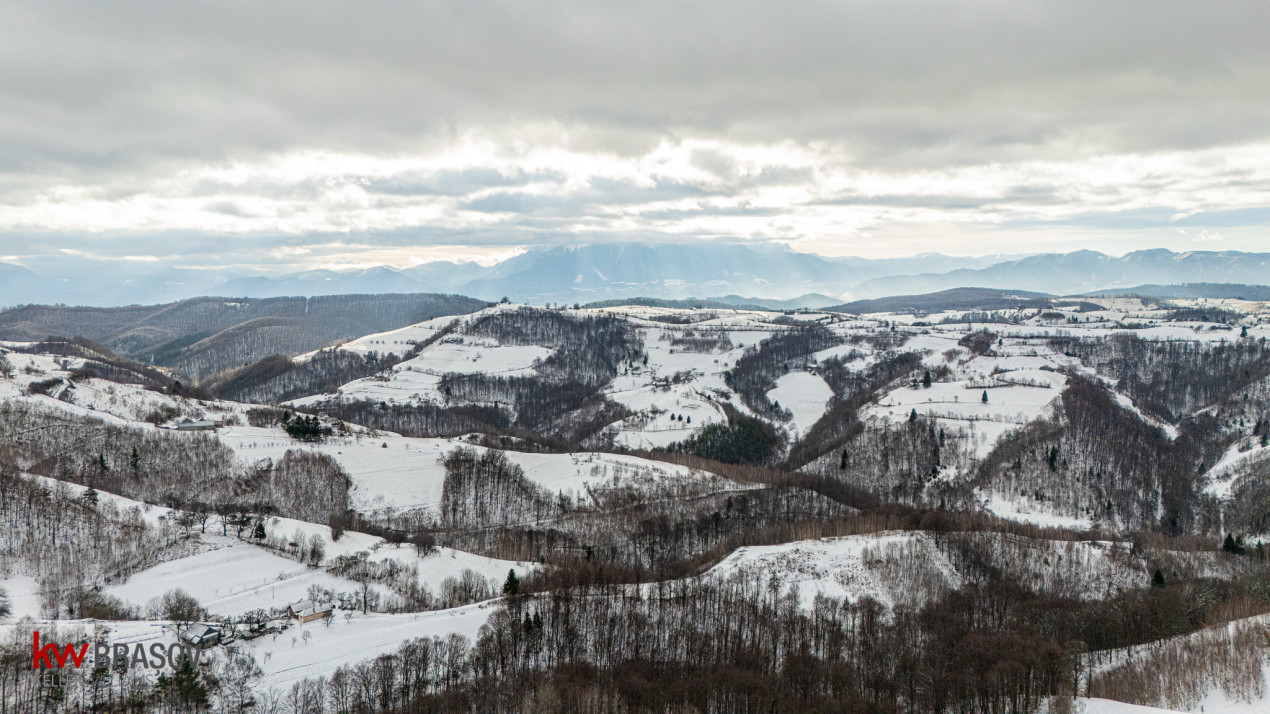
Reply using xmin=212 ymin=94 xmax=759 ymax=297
xmin=2 ymin=1 xmax=1268 ymax=271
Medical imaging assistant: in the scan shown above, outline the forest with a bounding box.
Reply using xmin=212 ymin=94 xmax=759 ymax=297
xmin=2 ymin=298 xmax=1270 ymax=713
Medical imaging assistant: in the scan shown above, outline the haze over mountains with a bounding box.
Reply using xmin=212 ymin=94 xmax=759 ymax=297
xmin=3 ymin=244 xmax=1270 ymax=308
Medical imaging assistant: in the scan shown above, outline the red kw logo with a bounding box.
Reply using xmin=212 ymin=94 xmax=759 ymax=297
xmin=32 ymin=632 xmax=89 ymax=669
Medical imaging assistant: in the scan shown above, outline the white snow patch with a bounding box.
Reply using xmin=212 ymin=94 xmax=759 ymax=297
xmin=766 ymin=371 xmax=834 ymax=437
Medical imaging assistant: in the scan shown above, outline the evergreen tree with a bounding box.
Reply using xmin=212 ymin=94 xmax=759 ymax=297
xmin=1223 ymin=533 xmax=1246 ymax=555
xmin=1151 ymin=569 xmax=1166 ymax=588
xmin=502 ymin=569 xmax=520 ymax=597
xmin=283 ymin=414 xmax=323 ymax=441
xmin=171 ymin=653 xmax=208 ymax=710
xmin=922 ymin=370 xmax=932 ymax=388
xmin=981 ymin=390 xmax=989 ymax=404
xmin=254 ymin=522 xmax=267 ymax=540
xmin=909 ymin=408 xmax=918 ymax=423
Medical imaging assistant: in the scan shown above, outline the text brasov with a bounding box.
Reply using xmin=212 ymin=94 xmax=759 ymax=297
xmin=31 ymin=631 xmax=202 ymax=672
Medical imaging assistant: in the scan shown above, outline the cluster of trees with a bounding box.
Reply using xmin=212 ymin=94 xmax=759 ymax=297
xmin=208 ymin=349 xmax=398 ymax=404
xmin=315 ymin=400 xmax=509 ymax=439
xmin=439 ymin=448 xmax=559 ymax=529
xmin=665 ymin=327 xmax=735 ymax=353
xmin=0 ymin=401 xmax=351 ymax=532
xmin=673 ymin=414 xmax=781 ymax=466
xmin=0 ymin=467 xmax=203 ymax=620
xmin=958 ymin=329 xmax=999 ymax=356
xmin=432 ymin=310 xmax=641 ymax=442
xmin=802 ymin=413 xmax=970 ymax=509
xmin=723 ymin=325 xmax=841 ymax=417
xmin=972 ymin=375 xmax=1213 ymax=533
xmin=231 ymin=555 xmax=1270 ymax=714
xmin=281 ymin=412 xmax=323 ymax=441
xmin=443 ymin=477 xmax=852 ymax=578
xmin=437 ymin=375 xmax=611 ymax=436
xmin=785 ymin=350 xmax=924 ymax=470
xmin=1050 ymin=334 xmax=1270 ymax=423
xmin=1225 ymin=455 xmax=1270 ymax=534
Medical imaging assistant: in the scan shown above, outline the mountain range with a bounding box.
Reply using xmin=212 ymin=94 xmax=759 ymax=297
xmin=3 ymin=244 xmax=1269 ymax=308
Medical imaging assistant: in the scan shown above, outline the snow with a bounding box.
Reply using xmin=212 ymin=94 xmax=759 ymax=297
xmin=220 ymin=426 xmax=735 ymax=518
xmin=0 ymin=606 xmax=493 ymax=691
xmin=766 ymin=371 xmax=833 ymax=436
xmin=704 ymin=532 xmax=962 ymax=611
xmin=0 ymin=575 xmax=42 ymax=620
xmin=1068 ymin=698 xmax=1184 ymax=713
xmin=984 ymin=494 xmax=1094 ymax=530
xmin=406 ymin=340 xmax=551 ymax=376
xmin=104 ymin=536 xmax=396 ymax=617
xmin=1194 ymin=661 xmax=1270 ymax=713
xmin=25 ymin=472 xmax=534 ymax=601
xmin=865 ymin=351 xmax=1067 ymax=457
xmin=365 ymin=545 xmax=533 ymax=595
xmin=236 ymin=601 xmax=497 ymax=687
xmin=1202 ymin=440 xmax=1270 ymax=498
xmin=218 ymin=426 xmax=458 ymax=516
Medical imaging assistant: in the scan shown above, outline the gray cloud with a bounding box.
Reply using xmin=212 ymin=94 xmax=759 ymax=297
xmin=6 ymin=2 xmax=1268 ymax=173
xmin=1 ymin=1 xmax=1269 ymax=268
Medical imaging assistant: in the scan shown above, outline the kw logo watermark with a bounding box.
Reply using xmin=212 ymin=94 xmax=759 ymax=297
xmin=31 ymin=632 xmax=203 ymax=672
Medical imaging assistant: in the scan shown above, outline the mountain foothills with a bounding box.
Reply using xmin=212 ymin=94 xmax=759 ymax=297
xmin=0 ymin=294 xmax=487 ymax=382
xmin=3 ymin=289 xmax=1270 ymax=713
xmin=5 ymin=245 xmax=1270 ymax=308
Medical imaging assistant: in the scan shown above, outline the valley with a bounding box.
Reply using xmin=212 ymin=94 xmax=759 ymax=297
xmin=3 ymin=291 xmax=1270 ymax=712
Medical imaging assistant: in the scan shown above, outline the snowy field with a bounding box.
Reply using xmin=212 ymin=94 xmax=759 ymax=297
xmin=104 ymin=536 xmax=396 ymax=617
xmin=983 ymin=494 xmax=1095 ymax=530
xmin=219 ymin=426 xmax=736 ymax=518
xmin=766 ymin=371 xmax=833 ymax=436
xmin=233 ymin=602 xmax=497 ymax=688
xmin=703 ymin=532 xmax=963 ymax=611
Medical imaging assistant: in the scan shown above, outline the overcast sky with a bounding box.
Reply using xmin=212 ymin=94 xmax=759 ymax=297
xmin=2 ymin=1 xmax=1268 ymax=274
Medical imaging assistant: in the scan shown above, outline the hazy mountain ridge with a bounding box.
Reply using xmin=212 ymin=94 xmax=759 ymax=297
xmin=7 ymin=245 xmax=1270 ymax=308
xmin=0 ymin=244 xmax=1030 ymax=307
xmin=853 ymin=249 xmax=1270 ymax=297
